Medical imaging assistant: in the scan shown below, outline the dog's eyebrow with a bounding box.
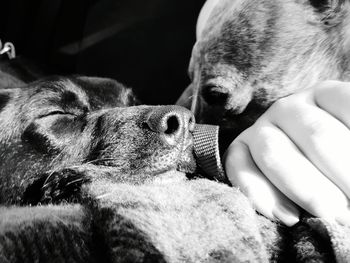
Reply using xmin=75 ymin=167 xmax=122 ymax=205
xmin=54 ymin=79 xmax=91 ymax=110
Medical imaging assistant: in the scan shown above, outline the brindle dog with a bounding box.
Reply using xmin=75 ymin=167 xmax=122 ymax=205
xmin=178 ymin=0 xmax=350 ymax=150
xmin=0 ymin=60 xmax=195 ymax=205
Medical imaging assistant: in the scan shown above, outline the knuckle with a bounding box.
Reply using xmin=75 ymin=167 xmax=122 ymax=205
xmin=234 ymin=125 xmax=255 ymax=143
xmin=224 ymin=143 xmax=241 ymax=164
xmin=254 ymin=122 xmax=278 ymax=142
xmin=317 ymin=80 xmax=341 ymax=89
xmin=267 ymin=95 xmax=302 ymax=120
xmin=239 ymin=122 xmax=280 ymax=162
xmin=224 ymin=144 xmax=240 ymax=166
xmin=269 ymin=96 xmax=291 ymax=112
xmin=313 ymin=80 xmax=336 ymax=98
xmin=252 ymin=124 xmax=294 ymax=170
xmin=225 ymin=140 xmax=249 ymax=164
xmin=314 ymin=80 xmax=347 ymax=98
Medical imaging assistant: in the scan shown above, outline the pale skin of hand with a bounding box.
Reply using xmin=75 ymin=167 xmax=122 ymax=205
xmin=224 ymin=80 xmax=350 ymax=226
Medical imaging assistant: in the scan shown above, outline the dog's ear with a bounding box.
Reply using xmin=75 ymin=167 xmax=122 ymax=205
xmin=308 ymin=0 xmax=348 ymax=26
xmin=73 ymin=76 xmax=139 ymax=107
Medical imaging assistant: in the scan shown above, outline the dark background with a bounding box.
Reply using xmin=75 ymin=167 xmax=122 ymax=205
xmin=0 ymin=0 xmax=205 ymax=104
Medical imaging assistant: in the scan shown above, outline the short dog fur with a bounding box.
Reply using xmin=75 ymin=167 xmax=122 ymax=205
xmin=179 ymin=0 xmax=350 ymax=149
xmin=0 ymin=64 xmax=196 ymax=205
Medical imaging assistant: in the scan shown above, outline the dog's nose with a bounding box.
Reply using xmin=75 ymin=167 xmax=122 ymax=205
xmin=145 ymin=106 xmax=195 ymax=145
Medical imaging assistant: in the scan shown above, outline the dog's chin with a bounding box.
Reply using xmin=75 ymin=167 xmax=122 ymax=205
xmin=151 ymin=160 xmax=196 ymax=177
xmin=153 ymin=152 xmax=197 ymax=183
xmin=176 ymin=161 xmax=196 ymax=174
xmin=147 ymin=153 xmax=196 ymax=181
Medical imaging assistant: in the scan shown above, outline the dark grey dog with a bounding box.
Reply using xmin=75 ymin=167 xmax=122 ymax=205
xmin=0 ymin=61 xmax=195 ymax=205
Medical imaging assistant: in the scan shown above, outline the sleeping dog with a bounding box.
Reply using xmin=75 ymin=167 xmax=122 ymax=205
xmin=0 ymin=63 xmax=196 ymax=205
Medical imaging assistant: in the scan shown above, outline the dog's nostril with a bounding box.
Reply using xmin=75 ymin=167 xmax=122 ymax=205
xmin=164 ymin=115 xmax=180 ymax=135
xmin=201 ymin=85 xmax=229 ymax=106
xmin=145 ymin=106 xmax=195 ymax=145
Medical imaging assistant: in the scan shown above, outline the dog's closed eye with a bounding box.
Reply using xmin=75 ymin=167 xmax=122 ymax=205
xmin=39 ymin=110 xmax=68 ymax=118
xmin=38 ymin=109 xmax=88 ymax=118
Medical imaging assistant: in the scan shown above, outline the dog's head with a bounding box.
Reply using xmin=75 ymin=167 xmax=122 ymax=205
xmin=0 ymin=76 xmax=195 ymax=204
xmin=178 ymin=0 xmax=350 ymax=150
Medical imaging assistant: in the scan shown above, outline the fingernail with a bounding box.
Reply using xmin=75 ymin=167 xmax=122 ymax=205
xmin=273 ymin=202 xmax=300 ymax=226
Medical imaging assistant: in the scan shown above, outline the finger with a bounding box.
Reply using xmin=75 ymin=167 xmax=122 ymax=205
xmin=314 ymin=80 xmax=350 ymax=129
xmin=224 ymin=140 xmax=300 ymax=226
xmin=268 ymin=93 xmax=350 ymax=199
xmin=246 ymin=120 xmax=350 ymax=222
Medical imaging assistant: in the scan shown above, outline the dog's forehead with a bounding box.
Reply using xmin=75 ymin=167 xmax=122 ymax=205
xmin=72 ymin=76 xmax=137 ymax=109
xmin=26 ymin=76 xmax=134 ymax=111
xmin=196 ymin=0 xmax=222 ymax=39
xmin=30 ymin=78 xmax=90 ymax=108
xmin=34 ymin=78 xmax=86 ymax=96
xmin=192 ymin=0 xmax=280 ymax=78
xmin=203 ymin=2 xmax=278 ymax=49
xmin=197 ymin=0 xmax=249 ymax=40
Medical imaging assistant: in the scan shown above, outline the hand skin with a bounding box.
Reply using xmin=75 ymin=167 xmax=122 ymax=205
xmin=224 ymin=80 xmax=350 ymax=226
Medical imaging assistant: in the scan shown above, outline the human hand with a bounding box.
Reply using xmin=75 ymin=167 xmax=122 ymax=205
xmin=224 ymin=80 xmax=350 ymax=226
